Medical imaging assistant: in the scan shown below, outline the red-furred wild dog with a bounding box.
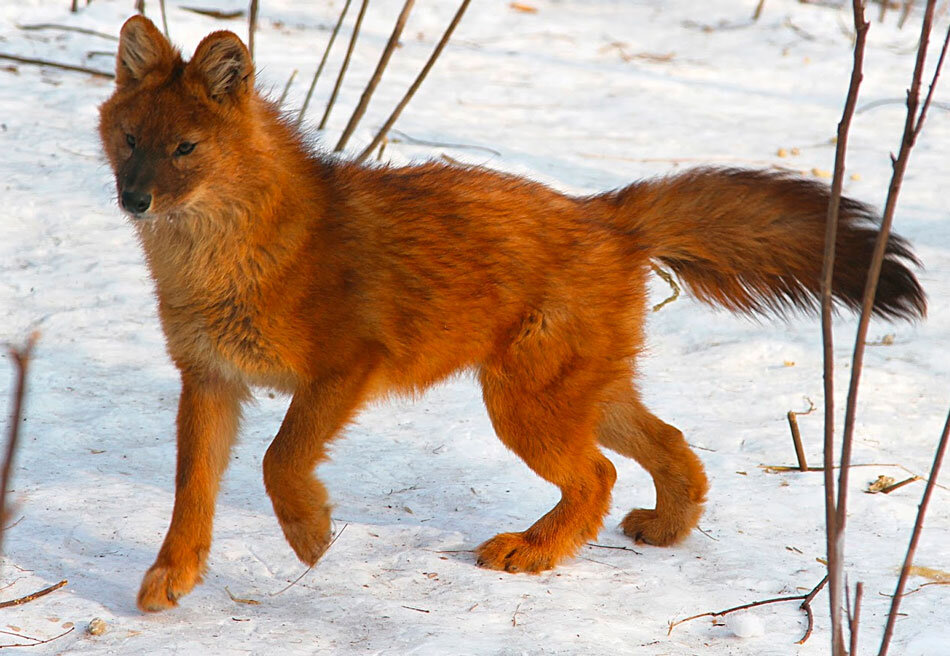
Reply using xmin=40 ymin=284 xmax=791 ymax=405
xmin=98 ymin=17 xmax=925 ymax=613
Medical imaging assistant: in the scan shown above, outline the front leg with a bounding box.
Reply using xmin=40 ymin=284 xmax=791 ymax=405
xmin=263 ymin=361 xmax=377 ymax=566
xmin=138 ymin=372 xmax=246 ymax=612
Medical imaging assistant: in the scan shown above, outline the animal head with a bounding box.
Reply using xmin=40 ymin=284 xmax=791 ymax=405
xmin=98 ymin=16 xmax=258 ymax=219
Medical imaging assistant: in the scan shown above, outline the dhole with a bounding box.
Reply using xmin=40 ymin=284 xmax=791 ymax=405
xmin=98 ymin=17 xmax=925 ymax=612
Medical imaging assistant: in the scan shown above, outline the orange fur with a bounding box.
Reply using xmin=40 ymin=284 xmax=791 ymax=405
xmin=98 ymin=17 xmax=926 ymax=612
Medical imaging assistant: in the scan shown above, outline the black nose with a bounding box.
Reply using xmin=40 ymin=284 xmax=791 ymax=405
xmin=121 ymin=190 xmax=152 ymax=215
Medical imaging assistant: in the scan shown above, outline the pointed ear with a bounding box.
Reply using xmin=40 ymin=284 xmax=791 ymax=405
xmin=185 ymin=31 xmax=254 ymax=104
xmin=115 ymin=16 xmax=175 ymax=86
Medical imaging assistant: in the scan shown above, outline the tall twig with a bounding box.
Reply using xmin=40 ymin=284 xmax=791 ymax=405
xmin=248 ymin=0 xmax=259 ymax=61
xmin=356 ymin=0 xmax=472 ymax=163
xmin=836 ymin=1 xmax=941 ymax=615
xmin=878 ymin=407 xmax=950 ymax=656
xmin=297 ymin=0 xmax=353 ymax=127
xmin=898 ymin=0 xmax=914 ymax=28
xmin=158 ymin=0 xmax=169 ymax=38
xmin=319 ymin=0 xmax=370 ymax=131
xmin=1 ymin=334 xmax=37 ymax=559
xmin=335 ymin=0 xmax=415 ymax=152
xmin=277 ymin=68 xmax=297 ymax=108
xmin=820 ymin=2 xmax=869 ymax=652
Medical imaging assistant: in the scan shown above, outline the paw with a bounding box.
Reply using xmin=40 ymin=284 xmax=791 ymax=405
xmin=475 ymin=532 xmax=556 ymax=573
xmin=277 ymin=507 xmax=332 ymax=566
xmin=621 ymin=508 xmax=695 ymax=546
xmin=137 ymin=561 xmax=202 ymax=612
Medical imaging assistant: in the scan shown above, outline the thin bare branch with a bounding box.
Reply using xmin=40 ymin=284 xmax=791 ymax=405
xmin=898 ymin=0 xmax=914 ymax=28
xmin=0 ymin=52 xmax=114 ymax=78
xmin=0 ymin=579 xmax=67 ymax=609
xmin=248 ymin=0 xmax=259 ymax=61
xmin=180 ymin=7 xmax=245 ymax=20
xmin=1 ymin=334 xmax=38 ymax=558
xmin=669 ymin=575 xmax=828 ymax=643
xmin=820 ymin=2 xmax=869 ymax=652
xmin=356 ymin=0 xmax=473 ymax=163
xmin=879 ymin=406 xmax=950 ymax=656
xmin=0 ymin=626 xmax=74 ymax=649
xmin=17 ymin=23 xmax=118 ymax=40
xmin=837 ymin=12 xmax=942 ymax=653
xmin=336 ymin=0 xmax=415 ymax=152
xmin=297 ymin=0 xmax=353 ymax=127
xmin=913 ymin=21 xmax=950 ymax=141
xmin=320 ymin=0 xmax=370 ymax=131
xmin=277 ymin=68 xmax=297 ymax=108
xmin=159 ymin=0 xmax=169 ymax=38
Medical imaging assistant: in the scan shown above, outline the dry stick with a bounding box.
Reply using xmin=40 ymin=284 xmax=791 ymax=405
xmin=787 ymin=398 xmax=816 ymax=471
xmin=180 ymin=7 xmax=245 ymax=20
xmin=753 ymin=0 xmax=766 ymax=20
xmin=879 ymin=407 xmax=950 ymax=656
xmin=71 ymin=0 xmax=78 ymax=13
xmin=0 ymin=579 xmax=66 ymax=609
xmin=248 ymin=0 xmax=259 ymax=61
xmin=297 ymin=0 xmax=352 ymax=127
xmin=879 ymin=474 xmax=921 ymax=494
xmin=669 ymin=575 xmax=828 ymax=643
xmin=355 ymin=0 xmax=472 ymax=163
xmin=270 ymin=523 xmax=349 ymax=596
xmin=797 ymin=574 xmax=830 ymax=645
xmin=0 ymin=626 xmax=74 ymax=649
xmin=319 ymin=0 xmax=369 ymax=131
xmin=0 ymin=52 xmax=114 ymax=78
xmin=335 ymin=0 xmax=415 ymax=152
xmin=898 ymin=0 xmax=914 ymax=28
xmin=849 ymin=582 xmax=864 ymax=655
xmin=586 ymin=542 xmax=642 ymax=555
xmin=277 ymin=68 xmax=297 ymax=108
xmin=388 ymin=129 xmax=501 ymax=156
xmin=837 ymin=9 xmax=943 ymax=653
xmin=819 ymin=3 xmax=869 ymax=653
xmin=158 ymin=0 xmax=169 ymax=38
xmin=18 ymin=23 xmax=118 ymax=40
xmin=650 ymin=264 xmax=680 ymax=312
xmin=0 ymin=334 xmax=37 ymax=559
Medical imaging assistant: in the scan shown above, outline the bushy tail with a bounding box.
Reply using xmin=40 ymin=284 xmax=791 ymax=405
xmin=590 ymin=168 xmax=925 ymax=321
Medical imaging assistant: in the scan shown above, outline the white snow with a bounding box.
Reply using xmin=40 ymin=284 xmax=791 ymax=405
xmin=1 ymin=0 xmax=948 ymax=654
xmin=725 ymin=612 xmax=766 ymax=639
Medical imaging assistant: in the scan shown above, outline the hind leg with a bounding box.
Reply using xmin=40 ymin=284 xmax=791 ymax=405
xmin=597 ymin=381 xmax=708 ymax=546
xmin=475 ymin=356 xmax=618 ymax=573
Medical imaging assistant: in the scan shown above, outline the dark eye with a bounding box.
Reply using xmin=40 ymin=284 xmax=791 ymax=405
xmin=126 ymin=133 xmax=135 ymax=148
xmin=175 ymin=141 xmax=196 ymax=156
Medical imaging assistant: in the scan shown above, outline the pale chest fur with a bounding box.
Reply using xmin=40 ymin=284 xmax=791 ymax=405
xmin=140 ymin=222 xmax=297 ymax=391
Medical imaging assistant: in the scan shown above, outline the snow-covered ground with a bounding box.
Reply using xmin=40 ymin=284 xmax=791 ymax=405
xmin=1 ymin=0 xmax=948 ymax=653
